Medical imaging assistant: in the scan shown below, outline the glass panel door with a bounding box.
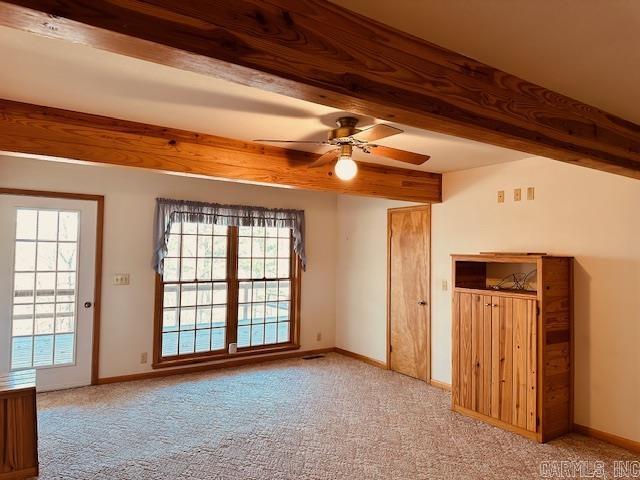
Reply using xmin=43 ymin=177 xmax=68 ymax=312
xmin=0 ymin=195 xmax=97 ymax=391
xmin=11 ymin=208 xmax=79 ymax=370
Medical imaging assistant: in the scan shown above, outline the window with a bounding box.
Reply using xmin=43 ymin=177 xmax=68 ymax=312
xmin=154 ymin=221 xmax=300 ymax=367
xmin=159 ymin=221 xmax=229 ymax=358
xmin=237 ymin=226 xmax=293 ymax=348
xmin=11 ymin=208 xmax=79 ymax=369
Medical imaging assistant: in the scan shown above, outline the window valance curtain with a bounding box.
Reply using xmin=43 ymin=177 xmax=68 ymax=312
xmin=153 ymin=198 xmax=306 ymax=274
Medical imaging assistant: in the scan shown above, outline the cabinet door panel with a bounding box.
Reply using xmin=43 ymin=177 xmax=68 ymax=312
xmin=490 ymin=298 xmax=500 ymax=419
xmin=452 ymin=292 xmax=460 ymax=406
xmin=526 ymin=299 xmax=538 ymax=432
xmin=512 ymin=297 xmax=536 ymax=429
xmin=471 ymin=294 xmax=483 ymax=412
xmin=491 ymin=296 xmax=513 ymax=421
xmin=471 ymin=294 xmax=492 ymax=415
xmin=482 ymin=298 xmax=494 ymax=415
xmin=458 ymin=292 xmax=473 ymax=409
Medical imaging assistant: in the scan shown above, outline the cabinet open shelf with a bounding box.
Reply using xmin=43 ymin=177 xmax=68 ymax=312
xmin=454 ymin=257 xmax=538 ymax=294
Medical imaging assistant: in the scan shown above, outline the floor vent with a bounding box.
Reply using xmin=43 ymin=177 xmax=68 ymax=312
xmin=302 ymin=355 xmax=325 ymax=360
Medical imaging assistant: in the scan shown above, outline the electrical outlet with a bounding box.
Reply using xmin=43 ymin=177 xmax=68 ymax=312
xmin=527 ymin=187 xmax=535 ymax=200
xmin=497 ymin=190 xmax=505 ymax=203
xmin=514 ymin=188 xmax=522 ymax=201
xmin=140 ymin=352 xmax=148 ymax=364
xmin=441 ymin=279 xmax=448 ymax=291
xmin=316 ymin=332 xmax=322 ymax=342
xmin=113 ymin=273 xmax=130 ymax=286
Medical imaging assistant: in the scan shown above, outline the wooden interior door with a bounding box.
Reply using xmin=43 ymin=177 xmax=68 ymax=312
xmin=388 ymin=206 xmax=430 ymax=381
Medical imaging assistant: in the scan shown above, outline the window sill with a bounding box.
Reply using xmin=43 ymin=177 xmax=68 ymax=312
xmin=152 ymin=343 xmax=300 ymax=369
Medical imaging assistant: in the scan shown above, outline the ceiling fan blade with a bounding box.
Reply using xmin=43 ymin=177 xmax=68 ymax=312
xmin=253 ymin=139 xmax=330 ymax=145
xmin=308 ymin=149 xmax=340 ymax=168
xmin=367 ymin=145 xmax=431 ymax=165
xmin=351 ymin=124 xmax=403 ymax=143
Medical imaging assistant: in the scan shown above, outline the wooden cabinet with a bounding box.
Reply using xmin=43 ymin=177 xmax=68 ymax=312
xmin=451 ymin=254 xmax=573 ymax=442
xmin=0 ymin=370 xmax=38 ymax=480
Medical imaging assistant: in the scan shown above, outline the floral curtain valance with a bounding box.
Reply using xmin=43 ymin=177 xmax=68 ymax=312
xmin=153 ymin=198 xmax=306 ymax=274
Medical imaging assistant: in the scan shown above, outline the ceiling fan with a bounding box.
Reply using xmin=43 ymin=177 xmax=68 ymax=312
xmin=254 ymin=116 xmax=431 ymax=180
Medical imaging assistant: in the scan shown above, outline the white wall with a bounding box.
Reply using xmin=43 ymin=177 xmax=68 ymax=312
xmin=335 ymin=156 xmax=640 ymax=442
xmin=1 ymin=156 xmax=337 ymax=378
xmin=335 ymin=196 xmax=414 ymax=362
xmin=431 ymin=156 xmax=640 ymax=442
xmin=5 ymin=154 xmax=639 ymax=442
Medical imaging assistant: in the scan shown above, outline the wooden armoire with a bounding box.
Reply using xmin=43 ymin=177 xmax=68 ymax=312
xmin=451 ymin=254 xmax=573 ymax=442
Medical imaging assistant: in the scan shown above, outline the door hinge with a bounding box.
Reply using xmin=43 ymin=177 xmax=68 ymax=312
xmin=536 ymin=304 xmax=541 ymax=316
xmin=389 ymin=345 xmax=393 ymax=353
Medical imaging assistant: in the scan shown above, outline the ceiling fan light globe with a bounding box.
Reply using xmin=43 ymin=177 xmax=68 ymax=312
xmin=335 ymin=157 xmax=358 ymax=180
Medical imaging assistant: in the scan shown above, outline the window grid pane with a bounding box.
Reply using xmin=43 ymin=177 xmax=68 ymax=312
xmin=238 ymin=226 xmax=291 ymax=281
xmin=10 ymin=208 xmax=79 ymax=370
xmin=160 ymin=220 xmax=228 ymax=358
xmin=236 ymin=226 xmax=293 ymax=348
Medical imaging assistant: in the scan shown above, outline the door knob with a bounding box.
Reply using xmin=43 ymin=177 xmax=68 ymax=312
xmin=84 ymin=301 xmax=93 ymax=308
xmin=418 ymin=300 xmax=427 ymax=305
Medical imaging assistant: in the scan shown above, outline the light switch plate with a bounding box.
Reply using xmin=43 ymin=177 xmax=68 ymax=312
xmin=497 ymin=190 xmax=505 ymax=203
xmin=527 ymin=187 xmax=535 ymax=200
xmin=113 ymin=273 xmax=130 ymax=286
xmin=442 ymin=279 xmax=448 ymax=291
xmin=514 ymin=188 xmax=522 ymax=201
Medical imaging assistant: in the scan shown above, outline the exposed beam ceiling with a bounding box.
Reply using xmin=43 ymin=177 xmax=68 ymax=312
xmin=334 ymin=0 xmax=640 ymax=127
xmin=0 ymin=25 xmax=530 ymax=174
xmin=1 ymin=1 xmax=640 ymax=180
xmin=0 ymin=99 xmax=442 ymax=203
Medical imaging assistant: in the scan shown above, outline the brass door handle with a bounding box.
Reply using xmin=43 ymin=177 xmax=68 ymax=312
xmin=418 ymin=300 xmax=427 ymax=306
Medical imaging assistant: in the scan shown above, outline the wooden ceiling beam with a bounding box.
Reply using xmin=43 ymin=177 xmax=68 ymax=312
xmin=0 ymin=99 xmax=442 ymax=203
xmin=1 ymin=1 xmax=640 ymax=179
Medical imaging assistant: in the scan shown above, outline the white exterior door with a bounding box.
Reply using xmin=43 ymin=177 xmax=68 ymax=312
xmin=0 ymin=194 xmax=97 ymax=391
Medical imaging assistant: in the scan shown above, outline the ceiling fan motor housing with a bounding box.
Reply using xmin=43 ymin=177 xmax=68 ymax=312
xmin=328 ymin=116 xmax=361 ymax=143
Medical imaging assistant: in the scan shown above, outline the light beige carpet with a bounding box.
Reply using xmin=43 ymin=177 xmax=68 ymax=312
xmin=37 ymin=353 xmax=637 ymax=479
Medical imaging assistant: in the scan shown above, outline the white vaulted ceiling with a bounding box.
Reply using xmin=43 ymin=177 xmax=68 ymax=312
xmin=0 ymin=26 xmax=530 ymax=174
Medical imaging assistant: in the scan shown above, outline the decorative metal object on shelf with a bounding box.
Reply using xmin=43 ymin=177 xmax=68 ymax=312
xmin=490 ymin=270 xmax=537 ymax=292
